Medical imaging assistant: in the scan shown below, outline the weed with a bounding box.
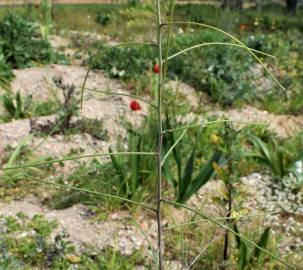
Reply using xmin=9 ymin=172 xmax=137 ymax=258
xmin=246 ymin=134 xmax=303 ymax=191
xmin=0 ymin=14 xmax=52 ymax=68
xmin=1 ymin=91 xmax=32 ymax=120
xmin=163 ymin=113 xmax=225 ymax=203
xmin=53 ymin=76 xmax=78 ymax=131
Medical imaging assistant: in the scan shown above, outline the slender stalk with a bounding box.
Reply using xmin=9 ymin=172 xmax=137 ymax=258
xmin=163 ymin=211 xmax=281 ymax=231
xmin=222 ymin=123 xmax=234 ymax=267
xmin=155 ymin=0 xmax=164 ymax=268
xmin=163 ymin=119 xmax=266 ymax=133
xmin=80 ymin=86 xmax=157 ymax=108
xmin=164 ymin=42 xmax=276 ymax=63
xmin=3 ymin=152 xmax=157 ymax=170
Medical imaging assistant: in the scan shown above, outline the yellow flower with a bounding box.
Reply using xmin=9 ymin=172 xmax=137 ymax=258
xmin=210 ymin=133 xmax=221 ymax=146
xmin=66 ymin=254 xmax=81 ymax=264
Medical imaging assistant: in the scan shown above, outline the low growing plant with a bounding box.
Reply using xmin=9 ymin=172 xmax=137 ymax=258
xmin=247 ymin=134 xmax=303 ymax=191
xmin=1 ymin=91 xmax=32 ymax=120
xmin=163 ymin=113 xmax=224 ymax=204
xmin=0 ymin=14 xmax=52 ymax=68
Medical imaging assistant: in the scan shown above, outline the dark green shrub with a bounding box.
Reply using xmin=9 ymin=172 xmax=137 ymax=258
xmin=89 ymin=43 xmax=156 ymax=80
xmin=0 ymin=14 xmax=52 ymax=68
xmin=96 ymin=12 xmax=111 ymax=26
xmin=0 ymin=50 xmax=14 ymax=90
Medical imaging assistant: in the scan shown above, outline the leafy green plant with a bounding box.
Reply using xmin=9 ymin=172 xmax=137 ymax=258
xmin=163 ymin=114 xmax=224 ymax=204
xmin=96 ymin=12 xmax=111 ymax=26
xmin=110 ymin=125 xmax=156 ymax=200
xmin=1 ymin=91 xmax=32 ymax=120
xmin=53 ymin=76 xmax=79 ymax=132
xmin=0 ymin=14 xmax=52 ymax=68
xmin=40 ymin=0 xmax=53 ymax=40
xmin=247 ymin=134 xmax=303 ymax=190
xmin=0 ymin=51 xmax=14 ymax=90
xmin=234 ymin=225 xmax=271 ymax=270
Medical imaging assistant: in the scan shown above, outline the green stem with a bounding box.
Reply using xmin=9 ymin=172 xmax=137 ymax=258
xmin=80 ymin=86 xmax=157 ymax=108
xmin=165 ymin=42 xmax=276 ymax=63
xmin=155 ymin=0 xmax=164 ymax=268
xmin=163 ymin=119 xmax=266 ymax=133
xmin=3 ymin=152 xmax=157 ymax=170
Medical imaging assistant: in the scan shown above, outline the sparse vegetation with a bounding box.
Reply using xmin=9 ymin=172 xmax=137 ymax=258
xmin=0 ymin=1 xmax=302 ymax=269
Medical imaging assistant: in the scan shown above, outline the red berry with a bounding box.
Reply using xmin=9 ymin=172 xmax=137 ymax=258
xmin=130 ymin=100 xmax=141 ymax=111
xmin=153 ymin=64 xmax=160 ymax=74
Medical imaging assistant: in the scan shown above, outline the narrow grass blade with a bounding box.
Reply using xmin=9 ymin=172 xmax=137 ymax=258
xmin=180 ymin=151 xmax=223 ymax=203
xmin=252 ymin=227 xmax=270 ymax=263
xmin=180 ymin=150 xmax=195 ymax=200
xmin=109 ymin=148 xmax=126 ymax=193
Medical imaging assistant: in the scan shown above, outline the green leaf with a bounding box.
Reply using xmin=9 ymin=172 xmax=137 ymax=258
xmin=247 ymin=135 xmax=283 ymax=177
xmin=130 ymin=133 xmax=141 ymax=194
xmin=2 ymin=94 xmax=16 ymax=117
xmin=109 ymin=147 xmax=127 ymax=193
xmin=234 ymin=224 xmax=242 ymax=249
xmin=179 ymin=150 xmax=195 ymax=200
xmin=16 ymin=91 xmax=23 ymax=118
xmin=179 ymin=151 xmax=224 ymax=203
xmin=238 ymin=241 xmax=248 ymax=270
xmin=165 ymin=112 xmax=182 ymax=179
xmin=234 ymin=225 xmax=248 ymax=270
xmin=163 ymin=157 xmax=177 ymax=189
xmin=251 ymin=227 xmax=270 ymax=264
xmin=248 ymin=135 xmax=273 ymax=164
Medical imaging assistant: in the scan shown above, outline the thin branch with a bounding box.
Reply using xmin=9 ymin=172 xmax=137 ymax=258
xmin=164 ymin=42 xmax=276 ymax=63
xmin=23 ymin=174 xmax=156 ymax=212
xmin=161 ymin=199 xmax=295 ymax=269
xmin=163 ymin=211 xmax=281 ymax=232
xmin=187 ymin=234 xmax=221 ymax=270
xmin=155 ymin=0 xmax=164 ymax=268
xmin=80 ymin=42 xmax=158 ymax=109
xmin=161 ymin=127 xmax=188 ymax=167
xmin=163 ymin=21 xmax=285 ymax=91
xmin=163 ymin=119 xmax=266 ymax=133
xmin=3 ymin=152 xmax=157 ymax=171
xmin=79 ymin=86 xmax=157 ymax=109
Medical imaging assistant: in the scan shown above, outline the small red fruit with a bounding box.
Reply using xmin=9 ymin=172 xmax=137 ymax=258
xmin=130 ymin=100 xmax=141 ymax=111
xmin=153 ymin=63 xmax=160 ymax=74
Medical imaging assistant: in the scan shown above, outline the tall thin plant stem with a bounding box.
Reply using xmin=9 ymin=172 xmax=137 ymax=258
xmin=222 ymin=123 xmax=234 ymax=267
xmin=155 ymin=0 xmax=164 ymax=268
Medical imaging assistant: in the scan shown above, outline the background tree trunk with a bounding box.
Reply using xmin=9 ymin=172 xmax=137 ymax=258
xmin=286 ymin=0 xmax=298 ymax=15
